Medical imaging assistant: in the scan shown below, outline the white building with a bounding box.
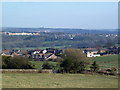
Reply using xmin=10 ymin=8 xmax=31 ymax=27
xmin=42 ymin=50 xmax=47 ymax=54
xmin=7 ymin=32 xmax=40 ymax=35
xmin=87 ymin=51 xmax=101 ymax=57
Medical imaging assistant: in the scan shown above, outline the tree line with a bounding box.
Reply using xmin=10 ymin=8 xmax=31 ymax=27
xmin=2 ymin=32 xmax=118 ymax=49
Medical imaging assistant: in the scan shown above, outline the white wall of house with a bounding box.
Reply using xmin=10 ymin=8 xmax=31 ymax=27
xmin=87 ymin=52 xmax=101 ymax=57
xmin=33 ymin=51 xmax=40 ymax=54
xmin=42 ymin=50 xmax=47 ymax=54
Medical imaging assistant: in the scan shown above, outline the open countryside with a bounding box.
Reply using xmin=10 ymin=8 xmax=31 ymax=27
xmin=90 ymin=55 xmax=118 ymax=69
xmin=2 ymin=73 xmax=118 ymax=88
xmin=3 ymin=55 xmax=119 ymax=88
xmin=1 ymin=2 xmax=119 ymax=89
xmin=29 ymin=55 xmax=118 ymax=69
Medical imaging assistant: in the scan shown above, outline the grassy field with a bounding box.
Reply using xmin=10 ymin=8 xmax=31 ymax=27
xmin=89 ymin=55 xmax=118 ymax=69
xmin=29 ymin=61 xmax=58 ymax=69
xmin=2 ymin=73 xmax=118 ymax=88
xmin=30 ymin=55 xmax=119 ymax=70
xmin=2 ymin=55 xmax=119 ymax=88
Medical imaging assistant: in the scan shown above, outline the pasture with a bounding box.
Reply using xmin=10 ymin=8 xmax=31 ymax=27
xmin=89 ymin=55 xmax=118 ymax=69
xmin=30 ymin=55 xmax=119 ymax=70
xmin=2 ymin=55 xmax=119 ymax=88
xmin=2 ymin=73 xmax=118 ymax=88
xmin=30 ymin=61 xmax=58 ymax=69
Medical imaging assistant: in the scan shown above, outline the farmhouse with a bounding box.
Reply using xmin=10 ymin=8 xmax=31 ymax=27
xmin=86 ymin=51 xmax=101 ymax=57
xmin=83 ymin=48 xmax=101 ymax=57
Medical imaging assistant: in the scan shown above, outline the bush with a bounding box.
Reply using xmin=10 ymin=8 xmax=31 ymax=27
xmin=42 ymin=61 xmax=60 ymax=73
xmin=106 ymin=67 xmax=117 ymax=74
xmin=90 ymin=61 xmax=99 ymax=72
xmin=2 ymin=56 xmax=34 ymax=69
xmin=2 ymin=56 xmax=12 ymax=69
xmin=111 ymin=67 xmax=117 ymax=73
xmin=53 ymin=57 xmax=64 ymax=62
xmin=60 ymin=48 xmax=87 ymax=73
xmin=42 ymin=61 xmax=53 ymax=69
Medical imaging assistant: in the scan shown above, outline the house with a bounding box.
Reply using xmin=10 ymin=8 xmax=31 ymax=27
xmin=32 ymin=53 xmax=44 ymax=61
xmin=83 ymin=48 xmax=101 ymax=57
xmin=32 ymin=53 xmax=57 ymax=61
xmin=86 ymin=51 xmax=101 ymax=57
xmin=41 ymin=50 xmax=47 ymax=54
xmin=45 ymin=53 xmax=57 ymax=61
xmin=1 ymin=49 xmax=29 ymax=57
xmin=1 ymin=53 xmax=12 ymax=56
xmin=31 ymin=49 xmax=57 ymax=61
xmin=1 ymin=50 xmax=13 ymax=56
xmin=107 ymin=47 xmax=119 ymax=54
xmin=99 ymin=47 xmax=119 ymax=55
xmin=32 ymin=49 xmax=47 ymax=54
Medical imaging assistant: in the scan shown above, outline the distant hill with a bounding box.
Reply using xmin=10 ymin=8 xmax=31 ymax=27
xmin=2 ymin=27 xmax=118 ymax=34
xmin=2 ymin=27 xmax=118 ymax=49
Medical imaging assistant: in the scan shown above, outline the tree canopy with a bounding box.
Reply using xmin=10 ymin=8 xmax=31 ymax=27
xmin=2 ymin=56 xmax=33 ymax=69
xmin=60 ymin=48 xmax=88 ymax=73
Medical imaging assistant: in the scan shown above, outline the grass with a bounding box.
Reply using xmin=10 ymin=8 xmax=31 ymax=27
xmin=0 ymin=73 xmax=2 ymax=89
xmin=89 ymin=55 xmax=119 ymax=69
xmin=29 ymin=61 xmax=59 ymax=69
xmin=90 ymin=55 xmax=118 ymax=62
xmin=2 ymin=73 xmax=118 ymax=88
xmin=30 ymin=55 xmax=119 ymax=70
xmin=2 ymin=55 xmax=119 ymax=88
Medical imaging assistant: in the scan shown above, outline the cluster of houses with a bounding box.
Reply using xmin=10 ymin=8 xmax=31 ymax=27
xmin=83 ymin=47 xmax=119 ymax=57
xmin=1 ymin=47 xmax=119 ymax=61
xmin=28 ymin=49 xmax=61 ymax=61
xmin=1 ymin=48 xmax=62 ymax=61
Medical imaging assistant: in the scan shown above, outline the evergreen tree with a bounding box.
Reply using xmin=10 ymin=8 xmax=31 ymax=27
xmin=90 ymin=61 xmax=99 ymax=72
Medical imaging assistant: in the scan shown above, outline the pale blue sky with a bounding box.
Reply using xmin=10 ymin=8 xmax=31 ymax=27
xmin=1 ymin=2 xmax=118 ymax=29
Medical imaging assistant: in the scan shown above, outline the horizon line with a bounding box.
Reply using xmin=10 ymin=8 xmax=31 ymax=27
xmin=1 ymin=27 xmax=118 ymax=30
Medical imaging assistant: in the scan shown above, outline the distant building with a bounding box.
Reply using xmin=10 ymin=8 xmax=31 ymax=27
xmin=31 ymin=49 xmax=57 ymax=61
xmin=86 ymin=51 xmax=101 ymax=57
xmin=42 ymin=50 xmax=47 ymax=54
xmin=83 ymin=48 xmax=101 ymax=57
xmin=7 ymin=32 xmax=40 ymax=36
xmin=32 ymin=53 xmax=57 ymax=61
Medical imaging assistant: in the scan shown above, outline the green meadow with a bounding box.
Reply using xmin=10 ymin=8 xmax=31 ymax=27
xmin=89 ymin=55 xmax=118 ymax=69
xmin=2 ymin=73 xmax=118 ymax=88
xmin=29 ymin=61 xmax=58 ymax=69
xmin=30 ymin=55 xmax=119 ymax=70
xmin=2 ymin=55 xmax=119 ymax=88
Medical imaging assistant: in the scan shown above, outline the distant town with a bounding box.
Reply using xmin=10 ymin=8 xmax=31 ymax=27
xmin=0 ymin=32 xmax=40 ymax=35
xmin=0 ymin=31 xmax=118 ymax=38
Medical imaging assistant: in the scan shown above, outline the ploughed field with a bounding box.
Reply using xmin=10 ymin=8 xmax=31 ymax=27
xmin=2 ymin=73 xmax=118 ymax=88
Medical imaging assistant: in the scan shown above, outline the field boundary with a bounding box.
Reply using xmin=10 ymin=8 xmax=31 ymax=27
xmin=1 ymin=69 xmax=120 ymax=76
xmin=1 ymin=69 xmax=53 ymax=73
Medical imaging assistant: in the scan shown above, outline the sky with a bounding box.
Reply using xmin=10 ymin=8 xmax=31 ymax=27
xmin=1 ymin=2 xmax=118 ymax=29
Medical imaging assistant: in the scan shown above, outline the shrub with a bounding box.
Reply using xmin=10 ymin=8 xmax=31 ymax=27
xmin=42 ymin=61 xmax=53 ymax=69
xmin=90 ymin=61 xmax=99 ymax=72
xmin=2 ymin=56 xmax=34 ymax=69
xmin=60 ymin=48 xmax=87 ymax=73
